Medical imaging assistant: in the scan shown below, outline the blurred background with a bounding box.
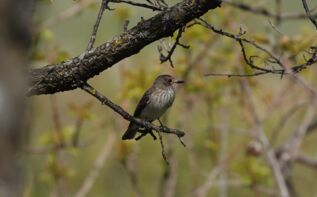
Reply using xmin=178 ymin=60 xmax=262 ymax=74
xmin=26 ymin=0 xmax=317 ymax=196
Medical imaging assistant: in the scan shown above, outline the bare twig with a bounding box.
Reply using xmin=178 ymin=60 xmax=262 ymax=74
xmin=197 ymin=18 xmax=284 ymax=68
xmin=159 ymin=26 xmax=189 ymax=67
xmin=198 ymin=18 xmax=317 ymax=78
xmin=301 ymin=0 xmax=317 ymax=30
xmin=86 ymin=0 xmax=111 ymax=51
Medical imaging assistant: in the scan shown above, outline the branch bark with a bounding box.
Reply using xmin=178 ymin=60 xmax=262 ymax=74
xmin=28 ymin=0 xmax=221 ymax=96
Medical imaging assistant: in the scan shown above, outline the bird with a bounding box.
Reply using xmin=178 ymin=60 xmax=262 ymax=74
xmin=122 ymin=74 xmax=184 ymax=140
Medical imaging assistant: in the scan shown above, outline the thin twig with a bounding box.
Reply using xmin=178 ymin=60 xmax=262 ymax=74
xmin=197 ymin=18 xmax=284 ymax=68
xmin=86 ymin=0 xmax=111 ymax=51
xmin=159 ymin=26 xmax=189 ymax=67
xmin=197 ymin=18 xmax=317 ymax=77
xmin=301 ymin=0 xmax=317 ymax=30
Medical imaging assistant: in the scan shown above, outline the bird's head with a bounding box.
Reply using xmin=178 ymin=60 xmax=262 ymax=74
xmin=153 ymin=74 xmax=184 ymax=90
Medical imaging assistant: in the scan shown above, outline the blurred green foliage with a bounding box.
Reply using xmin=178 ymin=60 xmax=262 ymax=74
xmin=28 ymin=0 xmax=317 ymax=197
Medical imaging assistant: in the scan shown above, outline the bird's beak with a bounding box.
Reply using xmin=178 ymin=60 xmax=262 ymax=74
xmin=175 ymin=79 xmax=185 ymax=84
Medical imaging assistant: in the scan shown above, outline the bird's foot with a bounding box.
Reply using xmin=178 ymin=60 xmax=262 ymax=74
xmin=135 ymin=128 xmax=157 ymax=141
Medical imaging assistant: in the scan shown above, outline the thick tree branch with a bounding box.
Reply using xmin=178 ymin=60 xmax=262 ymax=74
xmin=28 ymin=0 xmax=221 ymax=96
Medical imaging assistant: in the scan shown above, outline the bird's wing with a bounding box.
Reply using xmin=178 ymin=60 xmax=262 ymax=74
xmin=133 ymin=87 xmax=153 ymax=117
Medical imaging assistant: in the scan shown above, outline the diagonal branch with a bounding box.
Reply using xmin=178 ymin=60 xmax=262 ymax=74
xmin=27 ymin=0 xmax=222 ymax=96
xmin=81 ymin=83 xmax=186 ymax=142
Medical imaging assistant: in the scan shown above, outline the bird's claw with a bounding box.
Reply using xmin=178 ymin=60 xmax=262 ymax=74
xmin=135 ymin=127 xmax=157 ymax=141
xmin=149 ymin=130 xmax=157 ymax=140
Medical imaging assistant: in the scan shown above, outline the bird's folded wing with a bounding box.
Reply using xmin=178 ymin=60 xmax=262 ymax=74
xmin=133 ymin=88 xmax=153 ymax=117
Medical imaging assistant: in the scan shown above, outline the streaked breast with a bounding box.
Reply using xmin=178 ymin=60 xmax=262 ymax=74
xmin=140 ymin=88 xmax=175 ymax=120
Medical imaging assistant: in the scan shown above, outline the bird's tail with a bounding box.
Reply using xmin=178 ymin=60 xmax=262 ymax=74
xmin=122 ymin=123 xmax=139 ymax=140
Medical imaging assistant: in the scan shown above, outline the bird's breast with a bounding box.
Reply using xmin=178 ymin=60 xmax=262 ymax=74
xmin=140 ymin=88 xmax=175 ymax=120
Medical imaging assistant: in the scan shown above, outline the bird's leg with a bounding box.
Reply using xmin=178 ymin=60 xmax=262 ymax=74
xmin=158 ymin=119 xmax=163 ymax=126
xmin=135 ymin=123 xmax=157 ymax=141
xmin=145 ymin=120 xmax=157 ymax=140
xmin=157 ymin=118 xmax=167 ymax=130
xmin=146 ymin=128 xmax=157 ymax=140
xmin=157 ymin=118 xmax=169 ymax=133
xmin=135 ymin=128 xmax=148 ymax=141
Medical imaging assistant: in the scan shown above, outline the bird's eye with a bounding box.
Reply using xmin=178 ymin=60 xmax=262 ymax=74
xmin=168 ymin=79 xmax=172 ymax=83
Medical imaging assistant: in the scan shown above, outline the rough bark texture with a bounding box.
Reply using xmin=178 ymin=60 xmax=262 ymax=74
xmin=28 ymin=0 xmax=222 ymax=96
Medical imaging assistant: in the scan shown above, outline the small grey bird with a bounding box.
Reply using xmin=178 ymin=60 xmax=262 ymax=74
xmin=122 ymin=75 xmax=184 ymax=140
